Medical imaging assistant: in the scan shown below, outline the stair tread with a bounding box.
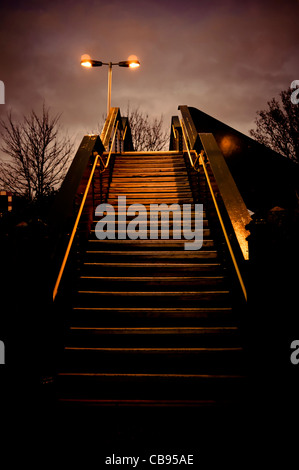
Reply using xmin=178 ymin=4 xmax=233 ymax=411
xmin=65 ymin=346 xmax=242 ymax=351
xmin=77 ymin=290 xmax=230 ymax=294
xmin=80 ymin=275 xmax=223 ymax=279
xmin=58 ymin=372 xmax=244 ymax=378
xmin=113 ymin=163 xmax=187 ymax=167
xmin=83 ymin=262 xmax=220 ymax=267
xmin=87 ymin=239 xmax=211 ymax=244
xmin=110 ymin=178 xmax=192 ymax=182
xmin=93 ymin=214 xmax=206 ymax=219
xmin=119 ymin=151 xmax=182 ymax=154
xmin=108 ymin=189 xmax=192 ymax=192
xmin=85 ymin=249 xmax=217 ymax=253
xmin=72 ymin=307 xmax=232 ymax=311
xmin=57 ymin=399 xmax=241 ymax=407
xmin=109 ymin=182 xmax=191 ymax=186
xmin=68 ymin=327 xmax=237 ymax=333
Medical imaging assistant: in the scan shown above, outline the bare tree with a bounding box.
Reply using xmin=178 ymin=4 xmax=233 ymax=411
xmin=95 ymin=105 xmax=169 ymax=151
xmin=126 ymin=105 xmax=169 ymax=151
xmin=250 ymin=87 xmax=299 ymax=163
xmin=0 ymin=104 xmax=73 ymax=201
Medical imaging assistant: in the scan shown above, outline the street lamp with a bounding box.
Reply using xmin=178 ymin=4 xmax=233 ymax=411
xmin=81 ymin=56 xmax=140 ymax=116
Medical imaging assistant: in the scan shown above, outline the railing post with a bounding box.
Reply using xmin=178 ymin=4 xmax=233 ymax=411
xmin=99 ymin=168 xmax=103 ymax=204
xmin=170 ymin=116 xmax=182 ymax=151
xmin=92 ymin=166 xmax=96 ymax=214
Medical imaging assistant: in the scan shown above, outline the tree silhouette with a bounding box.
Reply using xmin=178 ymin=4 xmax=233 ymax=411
xmin=250 ymin=87 xmax=299 ymax=163
xmin=0 ymin=104 xmax=73 ymax=201
xmin=126 ymin=105 xmax=169 ymax=151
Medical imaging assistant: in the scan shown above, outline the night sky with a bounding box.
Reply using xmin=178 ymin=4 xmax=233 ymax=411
xmin=0 ymin=0 xmax=298 ymax=150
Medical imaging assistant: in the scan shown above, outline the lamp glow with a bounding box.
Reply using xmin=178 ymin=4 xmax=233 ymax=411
xmin=81 ymin=60 xmax=92 ymax=68
xmin=129 ymin=61 xmax=140 ymax=68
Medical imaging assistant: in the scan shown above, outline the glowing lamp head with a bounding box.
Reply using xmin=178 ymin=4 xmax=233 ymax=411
xmin=118 ymin=60 xmax=140 ymax=68
xmin=128 ymin=60 xmax=140 ymax=68
xmin=81 ymin=60 xmax=92 ymax=68
xmin=80 ymin=54 xmax=103 ymax=68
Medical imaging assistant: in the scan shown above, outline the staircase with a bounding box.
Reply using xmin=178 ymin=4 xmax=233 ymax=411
xmin=56 ymin=151 xmax=246 ymax=408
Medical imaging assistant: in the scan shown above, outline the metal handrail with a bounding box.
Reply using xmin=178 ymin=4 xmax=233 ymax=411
xmin=172 ymin=124 xmax=178 ymax=139
xmin=52 ymin=117 xmax=120 ymax=301
xmin=180 ymin=121 xmax=248 ymax=301
xmin=98 ymin=120 xmax=119 ymax=173
xmin=180 ymin=118 xmax=202 ymax=172
xmin=52 ymin=152 xmax=100 ymax=301
xmin=122 ymin=123 xmax=128 ymax=141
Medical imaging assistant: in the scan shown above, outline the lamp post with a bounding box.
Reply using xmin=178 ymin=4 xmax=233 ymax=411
xmin=81 ymin=57 xmax=140 ymax=116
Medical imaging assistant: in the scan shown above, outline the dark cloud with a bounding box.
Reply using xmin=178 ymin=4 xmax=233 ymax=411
xmin=0 ymin=0 xmax=298 ymax=150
